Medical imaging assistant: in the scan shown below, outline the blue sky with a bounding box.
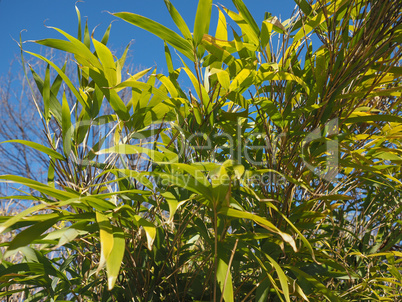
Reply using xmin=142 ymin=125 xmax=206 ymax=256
xmin=0 ymin=0 xmax=296 ymax=77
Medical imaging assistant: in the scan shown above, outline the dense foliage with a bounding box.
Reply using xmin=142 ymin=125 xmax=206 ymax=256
xmin=1 ymin=0 xmax=402 ymax=301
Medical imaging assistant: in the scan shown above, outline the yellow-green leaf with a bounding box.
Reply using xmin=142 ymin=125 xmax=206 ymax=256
xmin=164 ymin=0 xmax=192 ymax=40
xmin=114 ymin=12 xmax=194 ymax=61
xmin=0 ymin=140 xmax=64 ymax=160
xmin=96 ymin=212 xmax=114 ymax=272
xmin=193 ymin=0 xmax=213 ymax=45
xmin=216 ymin=8 xmax=228 ymax=41
xmin=106 ymin=227 xmax=125 ymax=290
xmin=92 ymin=38 xmax=118 ymax=86
xmin=61 ymin=91 xmax=72 ymax=157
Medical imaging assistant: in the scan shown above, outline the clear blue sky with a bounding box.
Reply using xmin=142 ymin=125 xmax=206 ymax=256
xmin=0 ymin=0 xmax=296 ymax=76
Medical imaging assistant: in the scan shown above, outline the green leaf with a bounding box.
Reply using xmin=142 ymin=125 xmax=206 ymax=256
xmin=61 ymin=91 xmax=72 ymax=157
xmin=344 ymin=114 xmax=402 ymax=124
xmin=221 ymin=5 xmax=259 ymax=45
xmin=216 ymin=246 xmax=234 ymax=302
xmin=118 ymin=43 xmax=131 ymax=71
xmin=0 ymin=204 xmax=49 ymax=234
xmin=264 ymin=16 xmax=287 ymax=35
xmin=36 ymin=27 xmax=102 ymax=69
xmin=220 ymin=207 xmax=297 ymax=252
xmin=292 ymin=0 xmax=347 ymax=44
xmin=164 ymin=42 xmax=174 ymax=74
xmin=0 ymin=175 xmax=79 ymax=201
xmin=193 ymin=0 xmax=213 ymax=45
xmin=47 ymin=159 xmax=55 ymax=188
xmin=170 ymin=163 xmax=210 ymax=187
xmin=161 ymin=192 xmax=188 ymax=223
xmin=0 ymin=140 xmax=64 ymax=160
xmin=264 ymin=254 xmax=291 ymax=302
xmin=294 ymin=0 xmax=313 ymax=16
xmin=164 ymin=0 xmax=192 ymax=40
xmin=157 ymin=74 xmax=179 ymax=98
xmin=88 ymin=69 xmax=130 ymax=121
xmin=180 ymin=67 xmax=210 ymax=111
xmin=134 ymin=215 xmax=156 ymax=250
xmin=29 ymin=66 xmax=62 ymax=123
xmin=153 ymin=171 xmax=212 ymax=202
xmin=96 ymin=212 xmax=114 ymax=272
xmin=101 ymin=23 xmax=112 ymax=45
xmin=215 ymin=8 xmax=228 ymax=41
xmin=257 ymin=70 xmax=310 ymax=95
xmin=106 ymin=227 xmax=125 ymax=290
xmin=97 ymin=144 xmax=166 ymax=162
xmin=56 ymin=228 xmax=81 ymax=247
xmin=118 ymin=67 xmax=152 ymax=90
xmin=4 ymin=217 xmax=60 ymax=258
xmin=26 ymin=51 xmax=91 ymax=115
xmin=75 ymin=4 xmax=82 ymax=42
xmin=210 ymin=68 xmax=230 ymax=90
xmin=50 ymin=60 xmax=66 ymax=96
xmin=114 ymin=12 xmax=194 ymax=61
xmin=111 ymin=76 xmax=168 ymax=102
xmin=43 ymin=64 xmax=51 ymax=123
xmin=229 ymin=68 xmax=253 ymax=91
xmin=232 ymin=0 xmax=260 ymax=38
xmin=92 ymin=37 xmax=118 ymax=86
xmin=83 ymin=20 xmax=91 ymax=49
xmin=289 ymin=266 xmax=346 ymax=302
xmin=260 ymin=21 xmax=271 ymax=49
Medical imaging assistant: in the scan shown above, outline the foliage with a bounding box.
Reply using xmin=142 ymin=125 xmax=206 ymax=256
xmin=1 ymin=0 xmax=402 ymax=301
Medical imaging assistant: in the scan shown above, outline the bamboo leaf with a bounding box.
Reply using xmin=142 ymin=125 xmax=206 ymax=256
xmin=0 ymin=204 xmax=48 ymax=234
xmin=344 ymin=115 xmax=402 ymax=124
xmin=264 ymin=253 xmax=291 ymax=302
xmin=101 ymin=23 xmax=112 ymax=45
xmin=50 ymin=60 xmax=66 ymax=96
xmin=216 ymin=247 xmax=234 ymax=302
xmin=202 ymin=36 xmax=237 ymax=67
xmin=180 ymin=67 xmax=210 ymax=111
xmin=157 ymin=74 xmax=179 ymax=97
xmin=193 ymin=0 xmax=213 ymax=45
xmin=294 ymin=0 xmax=313 ymax=16
xmin=26 ymin=51 xmax=91 ymax=115
xmin=83 ymin=20 xmax=91 ymax=49
xmin=232 ymin=0 xmax=260 ymax=38
xmin=92 ymin=37 xmax=118 ymax=86
xmin=113 ymin=12 xmax=194 ymax=61
xmin=210 ymin=68 xmax=230 ymax=90
xmin=258 ymin=70 xmax=310 ymax=95
xmin=61 ymin=91 xmax=72 ymax=157
xmin=134 ymin=215 xmax=156 ymax=250
xmin=96 ymin=212 xmax=114 ymax=272
xmin=43 ymin=64 xmax=51 ymax=123
xmin=36 ymin=26 xmax=102 ymax=69
xmin=164 ymin=0 xmax=192 ymax=40
xmin=220 ymin=207 xmax=298 ymax=252
xmin=164 ymin=42 xmax=174 ymax=74
xmin=216 ymin=8 xmax=228 ymax=41
xmin=75 ymin=4 xmax=82 ymax=42
xmin=97 ymin=144 xmax=166 ymax=162
xmin=4 ymin=217 xmax=60 ymax=258
xmin=56 ymin=228 xmax=81 ymax=247
xmin=106 ymin=227 xmax=125 ymax=290
xmin=221 ymin=5 xmax=259 ymax=45
xmin=0 ymin=140 xmax=64 ymax=160
xmin=289 ymin=267 xmax=346 ymax=302
xmin=88 ymin=69 xmax=130 ymax=120
xmin=230 ymin=68 xmax=253 ymax=91
xmin=30 ymin=66 xmax=62 ymax=123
